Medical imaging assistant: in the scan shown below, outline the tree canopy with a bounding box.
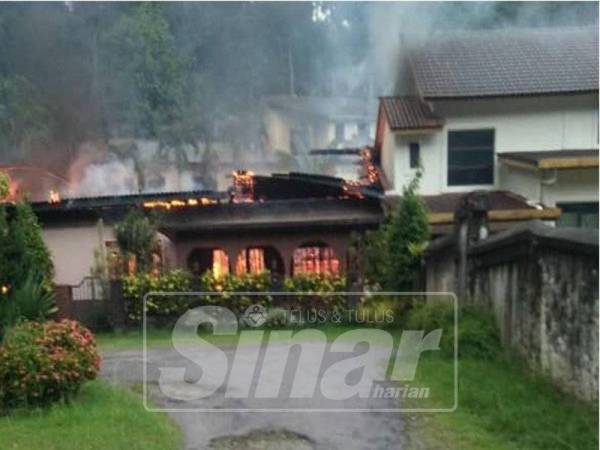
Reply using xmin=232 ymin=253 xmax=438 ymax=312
xmin=0 ymin=2 xmax=596 ymax=172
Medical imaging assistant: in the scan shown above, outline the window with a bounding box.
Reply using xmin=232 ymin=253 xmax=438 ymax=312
xmin=409 ymin=142 xmax=420 ymax=169
xmin=293 ymin=243 xmax=340 ymax=276
xmin=448 ymin=129 xmax=494 ymax=186
xmin=187 ymin=248 xmax=229 ymax=278
xmin=558 ymin=203 xmax=599 ymax=229
xmin=236 ymin=246 xmax=284 ymax=275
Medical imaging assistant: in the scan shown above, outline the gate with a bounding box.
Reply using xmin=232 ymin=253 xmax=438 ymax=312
xmin=55 ymin=277 xmax=109 ymax=330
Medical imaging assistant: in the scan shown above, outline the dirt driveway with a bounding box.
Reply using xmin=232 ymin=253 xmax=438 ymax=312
xmin=101 ymin=341 xmax=407 ymax=450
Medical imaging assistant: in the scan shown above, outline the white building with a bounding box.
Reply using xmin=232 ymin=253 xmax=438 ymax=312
xmin=262 ymin=96 xmax=376 ymax=179
xmin=376 ymin=27 xmax=599 ymax=229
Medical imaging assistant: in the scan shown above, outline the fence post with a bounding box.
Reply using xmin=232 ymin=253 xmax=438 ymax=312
xmin=454 ymin=191 xmax=489 ymax=302
xmin=108 ymin=280 xmax=126 ymax=330
xmin=54 ymin=285 xmax=73 ymax=319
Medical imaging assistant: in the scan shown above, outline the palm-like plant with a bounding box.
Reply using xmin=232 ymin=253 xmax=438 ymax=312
xmin=0 ymin=271 xmax=57 ymax=341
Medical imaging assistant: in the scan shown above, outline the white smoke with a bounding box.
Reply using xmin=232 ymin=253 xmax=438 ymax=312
xmin=71 ymin=158 xmax=138 ymax=197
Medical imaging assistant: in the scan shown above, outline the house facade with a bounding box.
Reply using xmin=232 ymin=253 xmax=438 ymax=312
xmin=376 ymin=27 xmax=599 ymax=228
xmin=34 ymin=172 xmax=382 ymax=286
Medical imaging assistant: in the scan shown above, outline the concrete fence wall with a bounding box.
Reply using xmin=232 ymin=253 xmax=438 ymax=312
xmin=425 ymin=221 xmax=599 ymax=402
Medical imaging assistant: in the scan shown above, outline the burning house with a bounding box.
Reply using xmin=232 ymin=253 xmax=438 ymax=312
xmin=30 ymin=169 xmax=382 ymax=286
xmin=375 ymin=26 xmax=599 ymax=230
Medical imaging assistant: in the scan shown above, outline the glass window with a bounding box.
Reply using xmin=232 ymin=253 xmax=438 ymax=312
xmin=558 ymin=203 xmax=599 ymax=229
xmin=293 ymin=244 xmax=340 ymax=276
xmin=448 ymin=129 xmax=494 ymax=186
xmin=409 ymin=142 xmax=420 ymax=169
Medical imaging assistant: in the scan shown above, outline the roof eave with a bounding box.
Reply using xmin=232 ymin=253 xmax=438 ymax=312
xmin=422 ymin=89 xmax=599 ymax=101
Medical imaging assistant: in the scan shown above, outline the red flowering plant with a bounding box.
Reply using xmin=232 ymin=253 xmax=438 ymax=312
xmin=0 ymin=319 xmax=101 ymax=411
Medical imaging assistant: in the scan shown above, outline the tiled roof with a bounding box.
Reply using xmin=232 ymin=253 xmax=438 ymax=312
xmin=410 ymin=27 xmax=599 ymax=98
xmin=380 ymin=97 xmax=443 ymax=130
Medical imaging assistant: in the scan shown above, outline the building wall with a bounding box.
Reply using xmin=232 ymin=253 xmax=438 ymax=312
xmin=43 ymin=223 xmax=115 ymax=286
xmin=498 ymin=165 xmax=599 ymax=207
xmin=43 ymin=223 xmax=177 ymax=286
xmin=263 ymin=108 xmax=292 ymax=153
xmin=383 ymin=93 xmax=598 ymax=203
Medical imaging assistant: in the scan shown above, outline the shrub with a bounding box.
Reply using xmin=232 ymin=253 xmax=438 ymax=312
xmin=199 ymin=271 xmax=273 ymax=316
xmin=123 ymin=270 xmax=192 ymax=322
xmin=282 ymin=273 xmax=347 ymax=317
xmin=0 ymin=272 xmax=58 ymax=341
xmin=353 ymin=170 xmax=430 ymax=291
xmin=0 ymin=320 xmax=100 ymax=411
xmin=406 ymin=302 xmax=501 ymax=359
xmin=115 ymin=209 xmax=158 ymax=273
xmin=0 ymin=201 xmax=54 ymax=293
xmin=356 ymin=295 xmax=410 ymax=327
xmin=124 ymin=270 xmax=350 ymax=325
xmin=0 ymin=173 xmax=8 ymax=200
xmin=385 ymin=170 xmax=430 ymax=291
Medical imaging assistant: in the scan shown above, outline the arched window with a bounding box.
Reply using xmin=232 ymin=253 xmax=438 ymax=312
xmin=236 ymin=246 xmax=284 ymax=276
xmin=292 ymin=242 xmax=340 ymax=276
xmin=187 ymin=248 xmax=229 ymax=278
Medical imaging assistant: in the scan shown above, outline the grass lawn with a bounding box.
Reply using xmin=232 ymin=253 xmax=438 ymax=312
xmin=0 ymin=380 xmax=182 ymax=450
xmin=96 ymin=324 xmax=359 ymax=351
xmin=404 ymin=354 xmax=599 ymax=450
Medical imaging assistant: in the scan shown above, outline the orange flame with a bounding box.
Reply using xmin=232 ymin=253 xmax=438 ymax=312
xmin=48 ymin=190 xmax=61 ymax=204
xmin=232 ymin=170 xmax=255 ymax=203
xmin=143 ymin=197 xmax=218 ymax=210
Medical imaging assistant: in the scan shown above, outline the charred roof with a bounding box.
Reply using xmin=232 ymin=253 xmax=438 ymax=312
xmin=30 ymin=172 xmax=383 ymax=227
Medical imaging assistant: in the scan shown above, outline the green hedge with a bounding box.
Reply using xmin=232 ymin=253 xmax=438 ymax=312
xmin=405 ymin=302 xmax=501 ymax=359
xmin=123 ymin=270 xmax=347 ymax=324
xmin=123 ymin=270 xmax=192 ymax=322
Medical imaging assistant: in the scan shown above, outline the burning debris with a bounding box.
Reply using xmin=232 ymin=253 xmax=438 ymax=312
xmin=340 ymin=147 xmax=380 ymax=199
xmin=142 ymin=197 xmax=219 ymax=210
xmin=359 ymin=148 xmax=379 ymax=185
xmin=232 ymin=170 xmax=255 ymax=203
xmin=48 ymin=190 xmax=61 ymax=204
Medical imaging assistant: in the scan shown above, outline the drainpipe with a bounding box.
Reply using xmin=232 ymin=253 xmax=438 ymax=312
xmin=539 ymin=168 xmax=558 ymax=206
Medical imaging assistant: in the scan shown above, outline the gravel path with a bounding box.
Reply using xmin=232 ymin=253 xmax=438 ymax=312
xmin=101 ymin=342 xmax=406 ymax=450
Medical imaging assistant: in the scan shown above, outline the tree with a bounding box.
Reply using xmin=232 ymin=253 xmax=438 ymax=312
xmin=114 ymin=209 xmax=158 ymax=272
xmin=0 ymin=206 xmax=10 ymax=290
xmin=99 ymin=3 xmax=183 ymax=140
xmin=0 ymin=200 xmax=54 ymax=292
xmin=0 ymin=173 xmax=9 ymax=200
xmin=385 ymin=171 xmax=430 ymax=291
xmin=355 ymin=171 xmax=430 ymax=291
xmin=10 ymin=201 xmax=54 ymax=287
xmin=0 ymin=76 xmax=51 ymax=162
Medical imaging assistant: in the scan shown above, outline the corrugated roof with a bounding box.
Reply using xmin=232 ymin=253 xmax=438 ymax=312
xmin=422 ymin=190 xmax=534 ymax=214
xmin=384 ymin=190 xmax=535 ymax=213
xmin=380 ymin=97 xmax=443 ymax=130
xmin=498 ymin=149 xmax=598 ymax=168
xmin=410 ymin=27 xmax=599 ymax=98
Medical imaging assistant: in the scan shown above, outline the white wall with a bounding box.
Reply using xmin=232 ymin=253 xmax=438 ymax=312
xmin=384 ymin=93 xmax=598 ymax=203
xmin=43 ymin=224 xmax=115 ymax=286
